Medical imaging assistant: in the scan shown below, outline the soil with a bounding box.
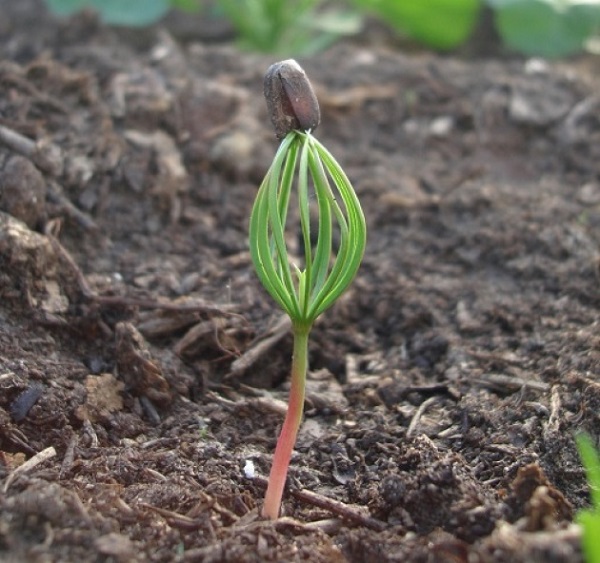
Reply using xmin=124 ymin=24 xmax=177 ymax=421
xmin=1 ymin=2 xmax=599 ymax=562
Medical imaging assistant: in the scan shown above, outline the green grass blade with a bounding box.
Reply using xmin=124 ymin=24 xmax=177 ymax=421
xmin=577 ymin=433 xmax=600 ymax=509
xmin=578 ymin=510 xmax=600 ymax=563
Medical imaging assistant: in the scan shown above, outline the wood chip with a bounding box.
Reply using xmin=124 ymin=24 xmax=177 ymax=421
xmin=3 ymin=446 xmax=56 ymax=492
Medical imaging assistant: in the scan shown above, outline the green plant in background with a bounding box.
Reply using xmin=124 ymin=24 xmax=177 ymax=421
xmin=576 ymin=433 xmax=600 ymax=563
xmin=43 ymin=0 xmax=360 ymax=53
xmin=44 ymin=0 xmax=600 ymax=57
xmin=43 ymin=0 xmax=199 ymax=27
xmin=489 ymin=0 xmax=600 ymax=57
xmin=216 ymin=0 xmax=361 ymax=56
xmin=351 ymin=0 xmax=481 ymax=50
xmin=251 ymin=60 xmax=366 ymax=519
xmin=352 ymin=0 xmax=600 ymax=55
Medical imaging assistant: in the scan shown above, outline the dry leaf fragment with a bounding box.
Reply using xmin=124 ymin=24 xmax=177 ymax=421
xmin=75 ymin=373 xmax=124 ymax=422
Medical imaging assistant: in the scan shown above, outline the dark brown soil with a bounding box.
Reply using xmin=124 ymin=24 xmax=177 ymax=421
xmin=1 ymin=2 xmax=599 ymax=562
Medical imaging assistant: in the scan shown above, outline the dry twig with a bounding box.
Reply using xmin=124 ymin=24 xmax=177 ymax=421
xmin=251 ymin=474 xmax=387 ymax=531
xmin=475 ymin=373 xmax=549 ymax=394
xmin=0 ymin=123 xmax=63 ymax=176
xmin=3 ymin=446 xmax=56 ymax=492
xmin=59 ymin=434 xmax=78 ymax=478
xmin=227 ymin=315 xmax=291 ymax=379
xmin=139 ymin=503 xmax=208 ymax=532
xmin=406 ymin=396 xmax=440 ymax=438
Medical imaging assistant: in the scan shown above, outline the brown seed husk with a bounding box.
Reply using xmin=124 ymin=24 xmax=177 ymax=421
xmin=264 ymin=59 xmax=320 ymax=139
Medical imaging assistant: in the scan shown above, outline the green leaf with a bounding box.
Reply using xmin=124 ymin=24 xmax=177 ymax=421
xmin=493 ymin=0 xmax=600 ymax=57
xmin=578 ymin=509 xmax=600 ymax=563
xmin=577 ymin=433 xmax=600 ymax=509
xmin=576 ymin=434 xmax=600 ymax=563
xmin=45 ymin=0 xmax=88 ymax=16
xmin=89 ymin=0 xmax=170 ymax=26
xmin=218 ymin=0 xmax=359 ymax=55
xmin=352 ymin=0 xmax=480 ymax=49
xmin=303 ymin=10 xmax=363 ymax=35
xmin=170 ymin=0 xmax=201 ymax=12
xmin=46 ymin=0 xmax=198 ymax=24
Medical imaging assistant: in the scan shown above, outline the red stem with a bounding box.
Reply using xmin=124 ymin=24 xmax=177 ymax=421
xmin=262 ymin=324 xmax=310 ymax=519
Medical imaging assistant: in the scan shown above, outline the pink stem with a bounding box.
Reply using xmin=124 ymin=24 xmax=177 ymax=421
xmin=262 ymin=324 xmax=310 ymax=519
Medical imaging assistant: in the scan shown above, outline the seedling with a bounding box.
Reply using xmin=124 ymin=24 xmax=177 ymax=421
xmin=217 ymin=0 xmax=361 ymax=56
xmin=250 ymin=60 xmax=366 ymax=519
xmin=576 ymin=433 xmax=600 ymax=563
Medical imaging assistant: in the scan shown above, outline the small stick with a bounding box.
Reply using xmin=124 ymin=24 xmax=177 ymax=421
xmin=82 ymin=418 xmax=99 ymax=448
xmin=273 ymin=516 xmax=343 ymax=535
xmin=301 ymin=517 xmax=343 ymax=534
xmin=46 ymin=182 xmax=98 ymax=231
xmin=0 ymin=124 xmax=63 ymax=176
xmin=0 ymin=123 xmax=37 ymax=156
xmin=227 ymin=315 xmax=291 ymax=379
xmin=3 ymin=446 xmax=56 ymax=492
xmin=475 ymin=373 xmax=549 ymax=393
xmin=545 ymin=384 xmax=561 ymax=435
xmin=406 ymin=396 xmax=439 ymax=438
xmin=139 ymin=503 xmax=206 ymax=531
xmin=196 ymin=489 xmax=240 ymax=524
xmin=252 ymin=474 xmax=386 ymax=531
xmin=59 ymin=433 xmax=78 ymax=478
xmin=94 ymin=296 xmax=238 ymax=315
xmin=5 ymin=428 xmax=38 ymax=456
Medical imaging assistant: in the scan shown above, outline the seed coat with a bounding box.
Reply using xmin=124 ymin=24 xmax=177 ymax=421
xmin=264 ymin=59 xmax=320 ymax=139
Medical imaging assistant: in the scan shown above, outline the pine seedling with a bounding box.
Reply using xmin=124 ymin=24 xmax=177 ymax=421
xmin=250 ymin=60 xmax=366 ymax=519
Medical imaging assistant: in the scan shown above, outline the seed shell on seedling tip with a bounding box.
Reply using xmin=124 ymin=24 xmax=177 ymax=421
xmin=264 ymin=59 xmax=320 ymax=139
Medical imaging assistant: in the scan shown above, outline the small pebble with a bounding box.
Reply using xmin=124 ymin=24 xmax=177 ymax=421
xmin=0 ymin=155 xmax=46 ymax=229
xmin=244 ymin=459 xmax=255 ymax=479
xmin=10 ymin=384 xmax=44 ymax=421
